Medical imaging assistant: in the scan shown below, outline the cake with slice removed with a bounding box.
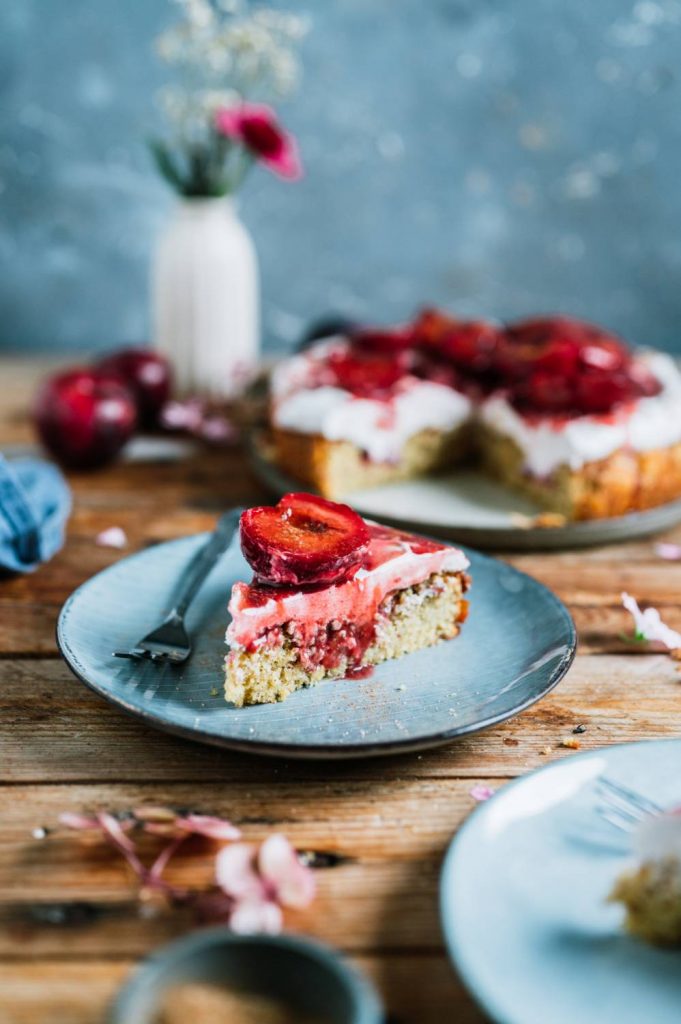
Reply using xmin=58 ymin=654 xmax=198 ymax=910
xmin=224 ymin=493 xmax=470 ymax=706
xmin=268 ymin=310 xmax=681 ymax=519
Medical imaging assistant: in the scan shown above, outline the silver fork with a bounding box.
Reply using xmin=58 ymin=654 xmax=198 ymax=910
xmin=113 ymin=508 xmax=242 ymax=665
xmin=595 ymin=776 xmax=664 ymax=833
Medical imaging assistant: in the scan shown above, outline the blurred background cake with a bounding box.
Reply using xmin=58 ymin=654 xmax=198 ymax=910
xmin=268 ymin=311 xmax=681 ymax=519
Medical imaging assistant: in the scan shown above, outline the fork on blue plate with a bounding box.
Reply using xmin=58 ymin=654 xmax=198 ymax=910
xmin=113 ymin=507 xmax=242 ymax=665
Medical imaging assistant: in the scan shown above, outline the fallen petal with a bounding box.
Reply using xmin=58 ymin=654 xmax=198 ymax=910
xmin=655 ymin=542 xmax=681 ymax=561
xmin=96 ymin=812 xmax=137 ymax=855
xmin=469 ymin=784 xmax=495 ymax=802
xmin=258 ymin=834 xmax=316 ymax=908
xmin=621 ymin=592 xmax=681 ymax=649
xmin=96 ymin=527 xmax=127 ymax=549
xmin=160 ymin=398 xmax=205 ymax=432
xmin=177 ymin=814 xmax=241 ymax=841
xmin=215 ymin=843 xmax=264 ymax=901
xmin=198 ymin=415 xmax=238 ymax=445
xmin=228 ymin=897 xmax=283 ymax=935
xmin=59 ymin=812 xmax=102 ymax=831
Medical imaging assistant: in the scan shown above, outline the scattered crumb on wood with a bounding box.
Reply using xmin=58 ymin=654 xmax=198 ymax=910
xmin=510 ymin=511 xmax=567 ymax=529
xmin=559 ymin=737 xmax=581 ymax=750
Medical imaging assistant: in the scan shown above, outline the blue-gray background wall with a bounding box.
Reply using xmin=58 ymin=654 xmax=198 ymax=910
xmin=2 ymin=0 xmax=680 ymax=355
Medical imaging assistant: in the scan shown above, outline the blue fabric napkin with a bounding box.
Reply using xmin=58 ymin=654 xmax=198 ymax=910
xmin=0 ymin=454 xmax=72 ymax=573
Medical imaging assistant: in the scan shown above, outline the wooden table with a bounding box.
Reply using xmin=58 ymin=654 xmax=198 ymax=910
xmin=1 ymin=357 xmax=680 ymax=1023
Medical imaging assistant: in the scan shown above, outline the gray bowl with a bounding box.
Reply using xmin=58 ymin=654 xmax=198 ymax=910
xmin=108 ymin=927 xmax=384 ymax=1024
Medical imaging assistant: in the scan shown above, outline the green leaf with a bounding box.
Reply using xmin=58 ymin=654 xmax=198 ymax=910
xmin=148 ymin=139 xmax=188 ymax=194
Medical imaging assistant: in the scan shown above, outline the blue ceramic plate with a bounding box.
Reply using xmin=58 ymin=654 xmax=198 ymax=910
xmin=441 ymin=739 xmax=681 ymax=1024
xmin=57 ymin=531 xmax=575 ymax=759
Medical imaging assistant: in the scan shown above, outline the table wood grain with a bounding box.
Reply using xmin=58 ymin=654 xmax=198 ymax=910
xmin=1 ymin=358 xmax=680 ymax=1023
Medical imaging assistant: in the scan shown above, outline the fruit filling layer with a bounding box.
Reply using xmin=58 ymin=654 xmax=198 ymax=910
xmin=227 ymin=523 xmax=470 ymax=653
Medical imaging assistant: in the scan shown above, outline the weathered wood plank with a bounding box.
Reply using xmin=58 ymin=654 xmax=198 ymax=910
xmin=0 ymin=778 xmax=485 ymax=956
xmin=0 ymin=656 xmax=678 ymax=784
xmin=0 ymin=955 xmax=487 ymax=1024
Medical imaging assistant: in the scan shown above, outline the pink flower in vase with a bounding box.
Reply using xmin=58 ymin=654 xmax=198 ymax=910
xmin=215 ymin=104 xmax=303 ymax=181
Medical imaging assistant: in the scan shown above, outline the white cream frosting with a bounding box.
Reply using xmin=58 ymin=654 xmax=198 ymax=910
xmin=271 ymin=338 xmax=472 ymax=463
xmin=480 ymin=352 xmax=681 ymax=478
xmin=272 ymin=340 xmax=681 ymax=477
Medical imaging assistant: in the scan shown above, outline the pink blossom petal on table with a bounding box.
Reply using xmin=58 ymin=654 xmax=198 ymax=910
xmin=655 ymin=542 xmax=681 ymax=561
xmin=258 ymin=834 xmax=316 ymax=908
xmin=160 ymin=399 xmax=205 ymax=432
xmin=176 ymin=814 xmax=241 ymax=841
xmin=59 ymin=812 xmax=102 ymax=831
xmin=95 ymin=527 xmax=127 ymax=549
xmin=215 ymin=843 xmax=265 ymax=901
xmin=469 ymin=784 xmax=495 ymax=802
xmin=621 ymin=592 xmax=681 ymax=649
xmin=197 ymin=415 xmax=238 ymax=445
xmin=229 ymin=897 xmax=283 ymax=935
xmin=96 ymin=812 xmax=138 ymax=855
xmin=147 ymin=835 xmax=188 ymax=886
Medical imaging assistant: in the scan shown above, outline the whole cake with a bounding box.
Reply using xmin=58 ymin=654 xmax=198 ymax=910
xmin=269 ymin=310 xmax=681 ymax=520
xmin=224 ymin=493 xmax=470 ymax=706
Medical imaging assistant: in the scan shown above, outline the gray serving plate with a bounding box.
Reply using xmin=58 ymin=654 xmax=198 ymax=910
xmin=248 ymin=431 xmax=681 ymax=551
xmin=108 ymin=928 xmax=383 ymax=1024
xmin=57 ymin=529 xmax=575 ymax=759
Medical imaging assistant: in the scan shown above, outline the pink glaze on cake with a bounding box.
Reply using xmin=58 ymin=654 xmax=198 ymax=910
xmin=227 ymin=523 xmax=469 ymax=651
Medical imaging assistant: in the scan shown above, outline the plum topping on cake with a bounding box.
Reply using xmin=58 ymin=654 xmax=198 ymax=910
xmin=239 ymin=492 xmax=370 ymax=587
xmin=409 ymin=308 xmax=503 ymax=394
xmin=326 ymin=348 xmax=411 ymax=398
xmin=498 ymin=316 xmax=662 ymax=416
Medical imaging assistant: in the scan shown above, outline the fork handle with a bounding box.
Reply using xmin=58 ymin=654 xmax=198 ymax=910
xmin=170 ymin=508 xmax=243 ymax=620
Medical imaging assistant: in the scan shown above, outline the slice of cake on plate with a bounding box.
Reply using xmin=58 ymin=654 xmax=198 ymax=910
xmin=224 ymin=493 xmax=470 ymax=706
xmin=267 ymin=309 xmax=681 ymax=520
xmin=609 ymin=807 xmax=681 ymax=946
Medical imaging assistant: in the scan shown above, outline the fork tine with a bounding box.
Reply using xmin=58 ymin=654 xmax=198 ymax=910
xmin=598 ymin=807 xmax=640 ymax=833
xmin=596 ymin=777 xmax=663 ymax=816
xmin=597 ymin=798 xmax=647 ymax=826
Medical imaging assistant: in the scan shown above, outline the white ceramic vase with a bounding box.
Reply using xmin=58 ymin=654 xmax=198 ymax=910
xmin=152 ymin=197 xmax=259 ymax=398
